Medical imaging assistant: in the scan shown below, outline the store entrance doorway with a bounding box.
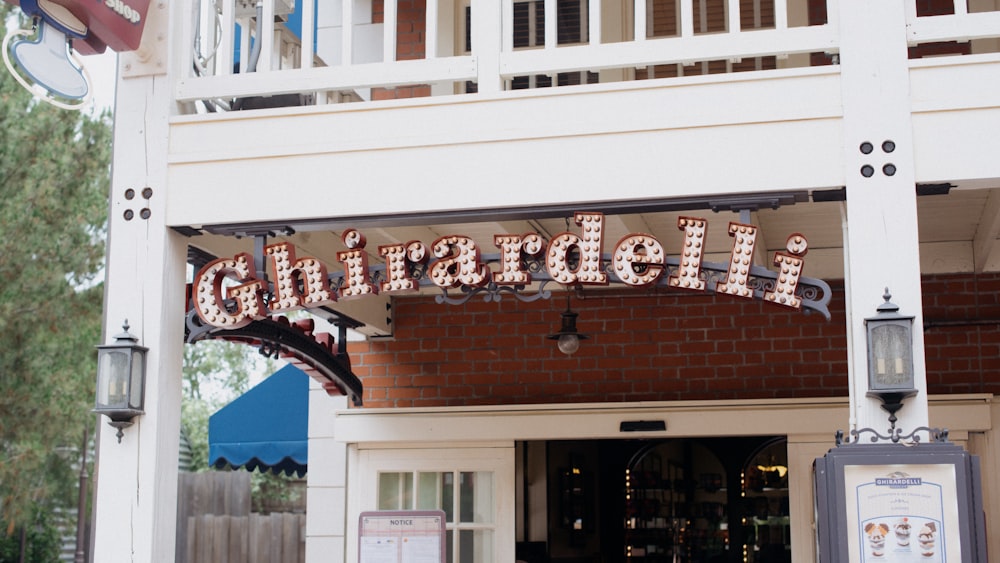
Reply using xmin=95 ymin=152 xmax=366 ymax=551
xmin=535 ymin=437 xmax=790 ymax=563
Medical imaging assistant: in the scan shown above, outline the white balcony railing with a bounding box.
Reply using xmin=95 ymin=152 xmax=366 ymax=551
xmin=174 ymin=0 xmax=1000 ymax=113
xmin=907 ymin=0 xmax=1000 ymax=45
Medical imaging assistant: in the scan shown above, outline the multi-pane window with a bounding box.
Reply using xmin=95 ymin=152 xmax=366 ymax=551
xmin=510 ymin=0 xmax=599 ymax=89
xmin=464 ymin=0 xmax=599 ymax=92
xmin=377 ymin=471 xmax=497 ymax=563
xmin=637 ymin=0 xmax=778 ymax=78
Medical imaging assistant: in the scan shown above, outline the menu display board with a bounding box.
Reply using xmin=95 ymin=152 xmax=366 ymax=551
xmin=359 ymin=511 xmax=446 ymax=563
xmin=813 ymin=442 xmax=987 ymax=563
xmin=844 ymin=464 xmax=961 ymax=562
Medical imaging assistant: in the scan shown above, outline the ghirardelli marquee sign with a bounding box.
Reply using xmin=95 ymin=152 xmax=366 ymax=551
xmin=194 ymin=212 xmax=832 ymax=330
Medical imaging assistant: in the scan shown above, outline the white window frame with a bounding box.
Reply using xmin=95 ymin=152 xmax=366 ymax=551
xmin=347 ymin=445 xmax=516 ymax=563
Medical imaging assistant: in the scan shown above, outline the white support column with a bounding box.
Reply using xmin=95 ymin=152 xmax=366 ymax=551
xmin=384 ymin=0 xmax=398 ymax=62
xmin=588 ymin=0 xmax=601 ymax=45
xmin=342 ymin=0 xmax=355 ymax=66
xmin=91 ymin=4 xmax=185 ymax=562
xmin=261 ymin=0 xmax=276 ymax=70
xmin=302 ymin=0 xmax=315 ymax=69
xmin=472 ymin=0 xmax=503 ymax=93
xmin=634 ymin=0 xmax=647 ymax=41
xmin=839 ymin=0 xmax=929 ymax=438
xmin=544 ymin=0 xmax=557 ymax=48
xmin=426 ymin=0 xmax=439 ymax=58
xmin=306 ymin=389 xmax=350 ymax=563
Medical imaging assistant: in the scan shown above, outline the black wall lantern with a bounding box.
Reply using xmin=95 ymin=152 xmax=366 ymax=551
xmin=865 ymin=289 xmax=917 ymax=430
xmin=94 ymin=320 xmax=147 ymax=442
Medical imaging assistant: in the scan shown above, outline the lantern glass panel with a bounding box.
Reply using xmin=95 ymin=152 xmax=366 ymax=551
xmin=129 ymin=348 xmax=146 ymax=410
xmin=97 ymin=349 xmax=131 ymax=408
xmin=869 ymin=322 xmax=913 ymax=389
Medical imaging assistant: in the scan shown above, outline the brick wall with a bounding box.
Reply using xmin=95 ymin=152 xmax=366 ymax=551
xmin=371 ymin=0 xmax=432 ymax=101
xmin=347 ymin=274 xmax=1000 ymax=408
xmin=923 ymin=274 xmax=1000 ymax=395
xmin=349 ymin=281 xmax=849 ymax=407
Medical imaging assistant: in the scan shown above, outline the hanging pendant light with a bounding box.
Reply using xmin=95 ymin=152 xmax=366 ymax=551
xmin=547 ymin=291 xmax=589 ymax=355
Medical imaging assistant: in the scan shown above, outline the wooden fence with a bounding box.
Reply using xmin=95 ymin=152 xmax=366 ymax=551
xmin=186 ymin=513 xmax=306 ymax=563
xmin=177 ymin=472 xmax=305 ymax=563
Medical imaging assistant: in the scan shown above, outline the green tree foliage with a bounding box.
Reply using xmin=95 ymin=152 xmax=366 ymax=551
xmin=0 ymin=2 xmax=113 ymax=535
xmin=0 ymin=507 xmax=60 ymax=563
xmin=182 ymin=339 xmax=276 ymax=470
xmin=181 ymin=340 xmax=302 ymax=512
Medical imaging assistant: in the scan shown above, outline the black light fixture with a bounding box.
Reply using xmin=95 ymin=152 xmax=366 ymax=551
xmin=94 ymin=320 xmax=147 ymax=442
xmin=548 ymin=292 xmax=589 ymax=355
xmin=865 ymin=289 xmax=917 ymax=430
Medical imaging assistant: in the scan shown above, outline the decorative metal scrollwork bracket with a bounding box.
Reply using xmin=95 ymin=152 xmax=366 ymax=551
xmin=836 ymin=427 xmax=950 ymax=446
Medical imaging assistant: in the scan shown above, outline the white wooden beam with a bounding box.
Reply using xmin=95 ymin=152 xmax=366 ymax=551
xmin=634 ymin=0 xmax=647 ymax=41
xmin=728 ymin=0 xmax=741 ymax=34
xmin=472 ymin=0 xmax=503 ymax=93
xmin=93 ymin=5 xmax=184 ymax=563
xmin=175 ymin=56 xmax=476 ymax=101
xmin=260 ymin=0 xmax=276 ymax=71
xmin=426 ymin=0 xmax=439 ymax=58
xmin=545 ymin=0 xmax=557 ymax=49
xmin=607 ymin=213 xmax=651 ymax=236
xmin=301 ymin=0 xmax=315 ymax=69
xmin=384 ymin=0 xmax=398 ymax=62
xmin=973 ymin=189 xmax=1000 ymax=272
xmin=342 ymin=0 xmax=354 ymax=66
xmin=907 ymin=11 xmax=1000 ymax=44
xmin=500 ymin=25 xmax=837 ymax=75
xmin=839 ymin=0 xmax=929 ymax=436
xmin=589 ymin=0 xmax=601 ymax=45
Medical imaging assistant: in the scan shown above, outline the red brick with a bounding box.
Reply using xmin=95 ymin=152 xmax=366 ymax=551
xmin=349 ymin=273 xmax=1000 ymax=405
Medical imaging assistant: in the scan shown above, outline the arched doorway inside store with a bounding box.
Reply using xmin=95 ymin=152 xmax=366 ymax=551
xmin=535 ymin=437 xmax=790 ymax=563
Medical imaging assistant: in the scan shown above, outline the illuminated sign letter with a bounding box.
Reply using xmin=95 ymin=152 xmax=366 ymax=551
xmin=763 ymin=233 xmax=808 ymax=309
xmin=493 ymin=233 xmax=544 ymax=285
xmin=265 ymin=242 xmax=336 ymax=313
xmin=430 ymin=235 xmax=490 ymax=288
xmin=380 ymin=241 xmax=429 ymax=293
xmin=612 ymin=233 xmax=665 ymax=286
xmin=194 ymin=253 xmax=266 ymax=328
xmin=338 ymin=229 xmax=378 ymax=299
xmin=717 ymin=222 xmax=758 ymax=298
xmin=668 ymin=217 xmax=707 ymax=291
xmin=546 ymin=213 xmax=608 ymax=285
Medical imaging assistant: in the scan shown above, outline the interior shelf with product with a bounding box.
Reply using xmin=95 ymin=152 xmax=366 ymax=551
xmin=622 ymin=437 xmax=791 ymax=563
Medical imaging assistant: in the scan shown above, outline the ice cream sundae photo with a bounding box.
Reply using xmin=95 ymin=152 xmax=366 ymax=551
xmin=918 ymin=521 xmax=937 ymax=558
xmin=894 ymin=517 xmax=912 ymax=547
xmin=864 ymin=522 xmax=889 ymax=558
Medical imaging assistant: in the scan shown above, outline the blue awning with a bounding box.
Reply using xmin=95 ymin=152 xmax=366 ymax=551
xmin=208 ymin=364 xmax=308 ymax=477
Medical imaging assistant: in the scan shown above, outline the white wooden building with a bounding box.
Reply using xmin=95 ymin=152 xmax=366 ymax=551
xmin=92 ymin=0 xmax=1000 ymax=561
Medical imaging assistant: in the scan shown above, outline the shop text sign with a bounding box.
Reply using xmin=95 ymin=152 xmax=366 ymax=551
xmin=194 ymin=212 xmax=811 ymax=329
xmin=359 ymin=510 xmax=445 ymax=563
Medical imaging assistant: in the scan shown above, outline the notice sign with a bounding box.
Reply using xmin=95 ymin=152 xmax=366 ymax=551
xmin=359 ymin=510 xmax=446 ymax=563
xmin=844 ymin=464 xmax=962 ymax=562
